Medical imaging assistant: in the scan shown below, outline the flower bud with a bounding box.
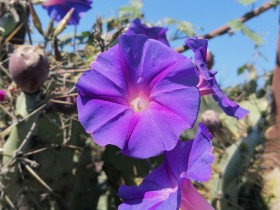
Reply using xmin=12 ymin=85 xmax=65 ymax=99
xmin=9 ymin=45 xmax=49 ymax=93
xmin=0 ymin=89 xmax=6 ymax=101
xmin=201 ymin=109 xmax=220 ymax=133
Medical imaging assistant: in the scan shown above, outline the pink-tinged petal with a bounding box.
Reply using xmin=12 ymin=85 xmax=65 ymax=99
xmin=77 ymin=96 xmax=133 ymax=149
xmin=122 ymin=101 xmax=184 ymax=158
xmin=197 ymin=74 xmax=214 ymax=96
xmin=154 ymin=190 xmax=179 ymax=209
xmin=186 ymin=123 xmax=215 ymax=182
xmin=125 ymin=18 xmax=170 ymax=46
xmin=179 ymin=179 xmax=214 ymax=210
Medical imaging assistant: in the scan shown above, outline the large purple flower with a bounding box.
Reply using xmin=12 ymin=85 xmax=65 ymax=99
xmin=125 ymin=18 xmax=170 ymax=46
xmin=0 ymin=89 xmax=6 ymax=101
xmin=76 ymin=35 xmax=200 ymax=158
xmin=186 ymin=37 xmax=249 ymax=120
xmin=118 ymin=123 xmax=215 ymax=210
xmin=43 ymin=0 xmax=92 ymax=25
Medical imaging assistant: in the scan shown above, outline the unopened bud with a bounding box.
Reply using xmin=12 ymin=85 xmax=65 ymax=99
xmin=29 ymin=2 xmax=44 ymax=36
xmin=53 ymin=8 xmax=75 ymax=37
xmin=201 ymin=109 xmax=221 ymax=133
xmin=9 ymin=45 xmax=49 ymax=93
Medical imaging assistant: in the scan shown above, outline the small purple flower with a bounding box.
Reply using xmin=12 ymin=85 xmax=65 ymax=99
xmin=76 ymin=35 xmax=200 ymax=158
xmin=118 ymin=123 xmax=215 ymax=210
xmin=43 ymin=0 xmax=92 ymax=25
xmin=186 ymin=37 xmax=249 ymax=120
xmin=125 ymin=18 xmax=170 ymax=46
xmin=0 ymin=89 xmax=6 ymax=101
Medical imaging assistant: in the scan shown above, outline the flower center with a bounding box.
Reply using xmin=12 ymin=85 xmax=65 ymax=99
xmin=130 ymin=96 xmax=148 ymax=112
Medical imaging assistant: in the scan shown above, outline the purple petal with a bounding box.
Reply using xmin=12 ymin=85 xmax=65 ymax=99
xmin=186 ymin=123 xmax=215 ymax=182
xmin=77 ymin=35 xmax=202 ymax=158
xmin=118 ymin=190 xmax=173 ymax=210
xmin=161 ymin=124 xmax=213 ymax=183
xmin=151 ymin=86 xmax=200 ymax=131
xmin=43 ymin=0 xmax=92 ymax=25
xmin=186 ymin=37 xmax=207 ymax=60
xmin=119 ymin=171 xmax=179 ymax=209
xmin=122 ymin=101 xmax=185 ymax=158
xmin=119 ymin=163 xmax=178 ymax=201
xmin=125 ymin=18 xmax=169 ymax=46
xmin=90 ymin=45 xmax=128 ymax=93
xmin=186 ymin=37 xmax=249 ymax=120
xmin=149 ymin=59 xmax=199 ymax=91
xmin=179 ymin=178 xmax=214 ymax=210
xmin=119 ymin=143 xmax=182 ymax=203
xmin=211 ymin=82 xmax=250 ymax=120
xmin=156 ymin=191 xmax=179 ymax=209
xmin=76 ymin=96 xmax=133 ymax=148
xmin=118 ymin=35 xmax=184 ymax=89
xmin=149 ymin=58 xmax=200 ymax=131
xmin=76 ymin=69 xmax=127 ymax=104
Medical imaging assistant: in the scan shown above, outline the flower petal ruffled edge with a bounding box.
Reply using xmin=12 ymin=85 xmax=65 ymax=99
xmin=185 ymin=37 xmax=249 ymax=120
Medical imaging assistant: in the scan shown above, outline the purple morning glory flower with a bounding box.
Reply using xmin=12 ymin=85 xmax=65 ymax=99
xmin=0 ymin=89 xmax=6 ymax=101
xmin=125 ymin=18 xmax=170 ymax=46
xmin=43 ymin=0 xmax=92 ymax=25
xmin=76 ymin=34 xmax=200 ymax=158
xmin=118 ymin=123 xmax=215 ymax=210
xmin=186 ymin=37 xmax=249 ymax=120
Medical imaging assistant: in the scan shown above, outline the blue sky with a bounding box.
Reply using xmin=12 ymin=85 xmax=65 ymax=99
xmin=34 ymin=0 xmax=279 ymax=87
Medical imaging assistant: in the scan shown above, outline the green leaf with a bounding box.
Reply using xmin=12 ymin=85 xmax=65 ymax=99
xmin=118 ymin=6 xmax=141 ymax=19
xmin=163 ymin=18 xmax=179 ymax=25
xmin=241 ymin=26 xmax=263 ymax=46
xmin=177 ymin=21 xmax=196 ymax=37
xmin=118 ymin=0 xmax=142 ymax=20
xmin=227 ymin=20 xmax=243 ymax=31
xmin=106 ymin=18 xmax=116 ymax=31
xmin=130 ymin=0 xmax=142 ymax=10
xmin=237 ymin=64 xmax=247 ymax=75
xmin=238 ymin=0 xmax=256 ymax=6
xmin=272 ymin=0 xmax=280 ymax=6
